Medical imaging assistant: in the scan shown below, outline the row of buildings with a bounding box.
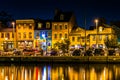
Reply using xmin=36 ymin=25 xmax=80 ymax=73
xmin=0 ymin=9 xmax=117 ymax=51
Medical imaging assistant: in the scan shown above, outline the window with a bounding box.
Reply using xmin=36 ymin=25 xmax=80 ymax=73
xmin=82 ymin=37 xmax=84 ymax=42
xmin=99 ymin=35 xmax=102 ymax=41
xmin=6 ymin=33 xmax=10 ymax=39
xmin=65 ymin=25 xmax=67 ymax=29
xmin=55 ymin=25 xmax=57 ymax=30
xmin=23 ymin=24 xmax=27 ymax=29
xmin=29 ymin=24 xmax=32 ymax=29
xmin=1 ymin=33 xmax=4 ymax=38
xmin=29 ymin=32 xmax=32 ymax=38
xmin=23 ymin=32 xmax=26 ymax=38
xmin=99 ymin=27 xmax=103 ymax=32
xmin=48 ymin=32 xmax=51 ymax=38
xmin=72 ymin=37 xmax=75 ymax=42
xmin=18 ymin=24 xmax=21 ymax=29
xmin=36 ymin=32 xmax=39 ymax=39
xmin=60 ymin=14 xmax=64 ymax=20
xmin=46 ymin=22 xmax=50 ymax=28
xmin=93 ymin=35 xmax=95 ymax=41
xmin=60 ymin=25 xmax=62 ymax=30
xmin=77 ymin=37 xmax=80 ymax=42
xmin=54 ymin=34 xmax=57 ymax=39
xmin=59 ymin=33 xmax=62 ymax=38
xmin=38 ymin=23 xmax=42 ymax=28
xmin=65 ymin=34 xmax=67 ymax=38
xmin=106 ymin=35 xmax=109 ymax=40
xmin=18 ymin=33 xmax=21 ymax=39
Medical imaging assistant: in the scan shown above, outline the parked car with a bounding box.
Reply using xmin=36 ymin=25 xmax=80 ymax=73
xmin=50 ymin=49 xmax=58 ymax=56
xmin=85 ymin=49 xmax=93 ymax=56
xmin=72 ymin=49 xmax=81 ymax=56
xmin=94 ymin=49 xmax=105 ymax=56
xmin=108 ymin=49 xmax=115 ymax=56
xmin=23 ymin=49 xmax=35 ymax=56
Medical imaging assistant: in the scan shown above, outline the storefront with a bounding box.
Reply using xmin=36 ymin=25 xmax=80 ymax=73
xmin=17 ymin=40 xmax=33 ymax=50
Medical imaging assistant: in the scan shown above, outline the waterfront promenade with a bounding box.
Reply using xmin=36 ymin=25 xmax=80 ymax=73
xmin=0 ymin=56 xmax=120 ymax=63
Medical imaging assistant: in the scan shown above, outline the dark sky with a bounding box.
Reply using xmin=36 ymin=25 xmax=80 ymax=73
xmin=0 ymin=0 xmax=120 ymax=28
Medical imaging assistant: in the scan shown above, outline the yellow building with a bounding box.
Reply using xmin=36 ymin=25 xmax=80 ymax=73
xmin=0 ymin=28 xmax=16 ymax=50
xmin=69 ymin=24 xmax=116 ymax=49
xmin=16 ymin=19 xmax=35 ymax=50
xmin=52 ymin=9 xmax=77 ymax=48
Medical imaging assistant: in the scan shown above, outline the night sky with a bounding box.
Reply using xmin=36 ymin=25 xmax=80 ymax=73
xmin=0 ymin=0 xmax=120 ymax=28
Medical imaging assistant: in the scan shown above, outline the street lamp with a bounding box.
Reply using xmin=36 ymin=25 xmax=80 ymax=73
xmin=5 ymin=37 xmax=8 ymax=50
xmin=95 ymin=19 xmax=98 ymax=48
xmin=12 ymin=22 xmax=15 ymax=49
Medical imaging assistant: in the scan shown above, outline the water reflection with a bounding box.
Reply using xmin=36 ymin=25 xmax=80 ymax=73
xmin=0 ymin=64 xmax=120 ymax=80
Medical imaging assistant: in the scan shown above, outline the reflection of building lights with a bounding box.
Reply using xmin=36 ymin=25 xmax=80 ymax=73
xmin=29 ymin=69 xmax=31 ymax=80
xmin=42 ymin=67 xmax=46 ymax=80
xmin=5 ymin=76 xmax=8 ymax=80
xmin=12 ymin=73 xmax=14 ymax=80
xmin=48 ymin=66 xmax=51 ymax=80
xmin=25 ymin=69 xmax=27 ymax=80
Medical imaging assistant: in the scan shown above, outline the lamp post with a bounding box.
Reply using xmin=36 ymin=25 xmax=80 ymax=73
xmin=12 ymin=22 xmax=15 ymax=49
xmin=5 ymin=37 xmax=8 ymax=50
xmin=95 ymin=19 xmax=98 ymax=48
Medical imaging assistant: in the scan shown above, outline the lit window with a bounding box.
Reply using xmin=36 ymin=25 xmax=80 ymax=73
xmin=29 ymin=32 xmax=32 ymax=38
xmin=59 ymin=33 xmax=62 ymax=38
xmin=23 ymin=32 xmax=26 ymax=38
xmin=18 ymin=33 xmax=21 ymax=39
xmin=6 ymin=33 xmax=10 ymax=39
xmin=65 ymin=25 xmax=67 ymax=29
xmin=38 ymin=23 xmax=42 ymax=28
xmin=77 ymin=37 xmax=80 ymax=42
xmin=23 ymin=24 xmax=27 ymax=29
xmin=65 ymin=34 xmax=67 ymax=38
xmin=60 ymin=25 xmax=62 ymax=30
xmin=72 ymin=37 xmax=75 ymax=42
xmin=99 ymin=35 xmax=102 ymax=41
xmin=1 ymin=33 xmax=4 ymax=38
xmin=106 ymin=35 xmax=109 ymax=40
xmin=18 ymin=24 xmax=21 ymax=29
xmin=54 ymin=34 xmax=57 ymax=39
xmin=29 ymin=24 xmax=32 ymax=29
xmin=82 ymin=37 xmax=84 ymax=42
xmin=99 ymin=27 xmax=103 ymax=32
xmin=93 ymin=35 xmax=95 ymax=41
xmin=48 ymin=32 xmax=51 ymax=38
xmin=46 ymin=22 xmax=50 ymax=28
xmin=54 ymin=25 xmax=57 ymax=30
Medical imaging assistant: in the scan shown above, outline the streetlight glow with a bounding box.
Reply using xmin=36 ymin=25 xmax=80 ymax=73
xmin=95 ymin=19 xmax=98 ymax=48
xmin=12 ymin=21 xmax=15 ymax=49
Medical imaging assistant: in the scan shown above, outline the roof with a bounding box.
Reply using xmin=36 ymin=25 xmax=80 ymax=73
xmin=34 ymin=19 xmax=52 ymax=30
xmin=0 ymin=27 xmax=15 ymax=32
xmin=53 ymin=9 xmax=73 ymax=22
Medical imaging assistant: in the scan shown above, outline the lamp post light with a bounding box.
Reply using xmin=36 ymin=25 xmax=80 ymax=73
xmin=95 ymin=19 xmax=98 ymax=48
xmin=12 ymin=22 xmax=15 ymax=49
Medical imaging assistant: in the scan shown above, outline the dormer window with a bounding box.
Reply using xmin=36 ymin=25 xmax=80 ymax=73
xmin=38 ymin=23 xmax=42 ymax=29
xmin=18 ymin=24 xmax=21 ymax=29
xmin=46 ymin=22 xmax=50 ymax=28
xmin=99 ymin=26 xmax=103 ymax=32
xmin=60 ymin=14 xmax=64 ymax=20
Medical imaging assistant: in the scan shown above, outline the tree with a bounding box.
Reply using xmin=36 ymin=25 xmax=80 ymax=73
xmin=54 ymin=39 xmax=70 ymax=53
xmin=104 ymin=38 xmax=118 ymax=48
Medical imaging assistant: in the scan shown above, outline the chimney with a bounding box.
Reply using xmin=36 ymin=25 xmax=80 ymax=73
xmin=55 ymin=8 xmax=61 ymax=15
